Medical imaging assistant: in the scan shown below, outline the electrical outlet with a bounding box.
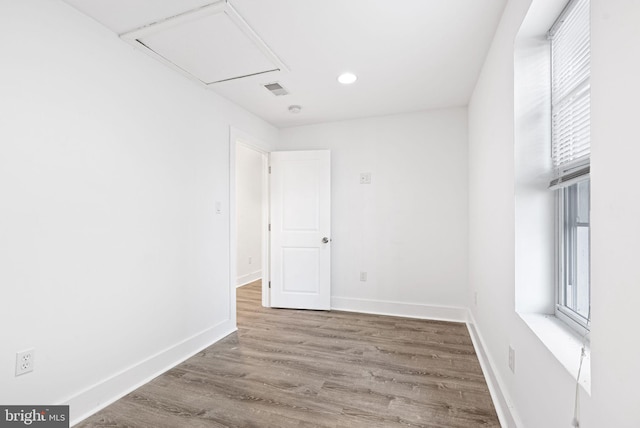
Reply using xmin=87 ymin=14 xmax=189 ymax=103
xmin=16 ymin=349 xmax=35 ymax=376
xmin=360 ymin=272 xmax=367 ymax=281
xmin=508 ymin=346 xmax=515 ymax=373
xmin=248 ymin=256 xmax=252 ymax=265
xmin=359 ymin=173 xmax=371 ymax=184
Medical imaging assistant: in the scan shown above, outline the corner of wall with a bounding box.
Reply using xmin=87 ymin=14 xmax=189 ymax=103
xmin=466 ymin=311 xmax=523 ymax=428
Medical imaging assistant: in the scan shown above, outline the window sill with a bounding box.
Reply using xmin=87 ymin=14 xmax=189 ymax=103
xmin=518 ymin=313 xmax=591 ymax=394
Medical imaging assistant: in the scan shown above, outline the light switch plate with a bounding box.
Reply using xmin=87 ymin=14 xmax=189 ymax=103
xmin=508 ymin=346 xmax=515 ymax=373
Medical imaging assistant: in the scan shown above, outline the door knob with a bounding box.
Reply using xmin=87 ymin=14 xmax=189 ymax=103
xmin=322 ymin=237 xmax=330 ymax=244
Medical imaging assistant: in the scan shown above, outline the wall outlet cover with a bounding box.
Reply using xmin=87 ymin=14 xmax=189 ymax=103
xmin=359 ymin=173 xmax=371 ymax=184
xmin=16 ymin=349 xmax=35 ymax=376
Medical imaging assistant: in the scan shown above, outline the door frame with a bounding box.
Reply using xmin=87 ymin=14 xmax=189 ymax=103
xmin=229 ymin=127 xmax=271 ymax=326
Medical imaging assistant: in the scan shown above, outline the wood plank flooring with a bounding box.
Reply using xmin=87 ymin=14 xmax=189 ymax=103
xmin=76 ymin=281 xmax=500 ymax=427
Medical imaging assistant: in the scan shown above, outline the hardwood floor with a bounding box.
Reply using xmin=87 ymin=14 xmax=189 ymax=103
xmin=77 ymin=281 xmax=500 ymax=427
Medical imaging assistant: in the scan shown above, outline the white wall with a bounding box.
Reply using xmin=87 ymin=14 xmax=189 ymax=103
xmin=588 ymin=0 xmax=640 ymax=426
xmin=236 ymin=145 xmax=263 ymax=286
xmin=278 ymin=109 xmax=469 ymax=319
xmin=468 ymin=0 xmax=640 ymax=426
xmin=0 ymin=0 xmax=277 ymax=424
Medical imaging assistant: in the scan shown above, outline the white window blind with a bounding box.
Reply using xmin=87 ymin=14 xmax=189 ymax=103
xmin=549 ymin=0 xmax=590 ymax=187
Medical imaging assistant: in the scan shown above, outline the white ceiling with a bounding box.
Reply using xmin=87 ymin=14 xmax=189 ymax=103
xmin=62 ymin=0 xmax=507 ymax=128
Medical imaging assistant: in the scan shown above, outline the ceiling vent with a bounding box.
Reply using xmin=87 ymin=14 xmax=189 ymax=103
xmin=263 ymin=82 xmax=289 ymax=96
xmin=120 ymin=0 xmax=288 ymax=86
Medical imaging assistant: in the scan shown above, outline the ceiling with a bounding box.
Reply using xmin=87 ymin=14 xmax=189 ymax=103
xmin=62 ymin=0 xmax=507 ymax=128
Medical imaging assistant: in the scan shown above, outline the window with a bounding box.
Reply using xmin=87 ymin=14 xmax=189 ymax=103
xmin=558 ymin=181 xmax=590 ymax=325
xmin=549 ymin=0 xmax=591 ymax=332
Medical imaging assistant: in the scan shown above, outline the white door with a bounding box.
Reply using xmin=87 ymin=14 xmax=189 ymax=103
xmin=270 ymin=150 xmax=331 ymax=309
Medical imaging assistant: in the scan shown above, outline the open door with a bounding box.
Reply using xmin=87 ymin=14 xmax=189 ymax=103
xmin=269 ymin=150 xmax=331 ymax=310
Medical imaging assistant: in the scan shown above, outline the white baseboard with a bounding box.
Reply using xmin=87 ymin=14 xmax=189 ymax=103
xmin=331 ymin=296 xmax=467 ymax=323
xmin=466 ymin=311 xmax=522 ymax=428
xmin=66 ymin=319 xmax=236 ymax=427
xmin=236 ymin=270 xmax=262 ymax=287
xmin=63 ymin=299 xmax=516 ymax=428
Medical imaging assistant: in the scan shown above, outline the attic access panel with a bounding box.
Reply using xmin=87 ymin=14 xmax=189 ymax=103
xmin=120 ymin=1 xmax=287 ymax=85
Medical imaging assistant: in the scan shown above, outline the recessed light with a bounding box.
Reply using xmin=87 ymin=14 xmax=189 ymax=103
xmin=288 ymin=105 xmax=302 ymax=114
xmin=338 ymin=72 xmax=357 ymax=85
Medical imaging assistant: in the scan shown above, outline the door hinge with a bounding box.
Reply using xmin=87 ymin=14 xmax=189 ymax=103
xmin=269 ymin=166 xmax=271 ymax=174
xmin=268 ymin=223 xmax=271 ymax=231
xmin=268 ymin=281 xmax=271 ymax=289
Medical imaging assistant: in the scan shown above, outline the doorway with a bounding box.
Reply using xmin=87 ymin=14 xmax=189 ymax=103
xmin=236 ymin=144 xmax=265 ymax=288
xmin=230 ymin=128 xmax=270 ymax=324
xmin=229 ymin=129 xmax=331 ymax=321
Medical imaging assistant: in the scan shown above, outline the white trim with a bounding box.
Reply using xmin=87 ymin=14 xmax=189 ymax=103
xmin=259 ymin=149 xmax=270 ymax=308
xmin=229 ymin=127 xmax=271 ymax=309
xmin=466 ymin=311 xmax=524 ymax=428
xmin=66 ymin=319 xmax=235 ymax=426
xmin=119 ymin=0 xmax=288 ymax=87
xmin=331 ymin=296 xmax=467 ymax=323
xmin=223 ymin=1 xmax=289 ymax=74
xmin=229 ymin=126 xmax=238 ymax=329
xmin=121 ymin=1 xmax=228 ymax=38
xmin=236 ymin=270 xmax=262 ymax=287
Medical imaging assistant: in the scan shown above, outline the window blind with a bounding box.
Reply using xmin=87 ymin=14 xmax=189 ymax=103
xmin=549 ymin=0 xmax=590 ymax=187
